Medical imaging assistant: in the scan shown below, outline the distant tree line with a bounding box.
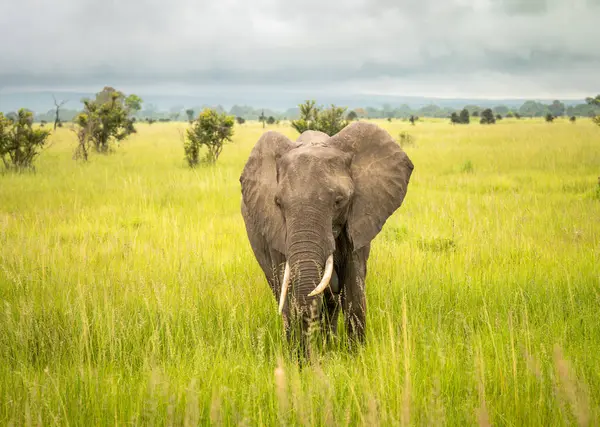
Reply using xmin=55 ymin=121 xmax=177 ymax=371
xmin=5 ymin=98 xmax=600 ymax=124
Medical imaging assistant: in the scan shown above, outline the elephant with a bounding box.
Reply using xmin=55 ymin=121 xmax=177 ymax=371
xmin=239 ymin=122 xmax=413 ymax=358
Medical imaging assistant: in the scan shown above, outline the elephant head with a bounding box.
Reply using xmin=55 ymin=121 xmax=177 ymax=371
xmin=240 ymin=122 xmax=413 ymax=353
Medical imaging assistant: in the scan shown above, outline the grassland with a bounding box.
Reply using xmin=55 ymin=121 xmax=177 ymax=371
xmin=1 ymin=118 xmax=599 ymax=426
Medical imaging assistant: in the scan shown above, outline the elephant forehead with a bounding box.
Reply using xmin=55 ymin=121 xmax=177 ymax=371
xmin=280 ymin=146 xmax=348 ymax=169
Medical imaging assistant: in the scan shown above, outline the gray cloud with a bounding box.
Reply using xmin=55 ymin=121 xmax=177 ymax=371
xmin=1 ymin=0 xmax=598 ymax=98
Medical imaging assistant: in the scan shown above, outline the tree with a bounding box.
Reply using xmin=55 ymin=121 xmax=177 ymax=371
xmin=459 ymin=108 xmax=470 ymax=124
xmin=492 ymin=105 xmax=509 ymax=116
xmin=514 ymin=113 xmax=521 ymax=119
xmin=184 ymin=108 xmax=234 ymax=166
xmin=545 ymin=113 xmax=555 ymax=123
xmin=236 ymin=116 xmax=246 ymax=125
xmin=52 ymin=96 xmax=68 ymax=130
xmin=506 ymin=112 xmax=514 ymax=118
xmin=480 ymin=109 xmax=496 ymax=124
xmin=267 ymin=116 xmax=276 ymax=125
xmin=316 ymin=105 xmax=348 ymax=135
xmin=587 ymin=95 xmax=600 ymax=127
xmin=549 ymin=100 xmax=565 ymax=117
xmin=472 ymin=111 xmax=480 ymax=117
xmin=258 ymin=110 xmax=266 ymax=128
xmin=496 ymin=114 xmax=503 ymax=120
xmin=346 ymin=110 xmax=358 ymax=121
xmin=586 ymin=95 xmax=600 ymax=106
xmin=74 ymin=87 xmax=141 ymax=158
xmin=450 ymin=112 xmax=460 ymax=124
xmin=291 ymin=101 xmax=348 ymax=135
xmin=0 ymin=109 xmax=51 ymax=171
xmin=570 ymin=116 xmax=576 ymax=123
xmin=409 ymin=115 xmax=417 ymax=125
xmin=186 ymin=109 xmax=195 ymax=122
xmin=290 ymin=100 xmax=319 ymax=134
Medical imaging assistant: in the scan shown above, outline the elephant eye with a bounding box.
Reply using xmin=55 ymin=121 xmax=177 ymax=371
xmin=274 ymin=195 xmax=282 ymax=207
xmin=335 ymin=195 xmax=344 ymax=207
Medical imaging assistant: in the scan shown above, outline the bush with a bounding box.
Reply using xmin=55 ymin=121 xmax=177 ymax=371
xmin=184 ymin=108 xmax=235 ymax=166
xmin=480 ymin=109 xmax=496 ymax=124
xmin=0 ymin=109 xmax=51 ymax=171
xmin=397 ymin=131 xmax=415 ymax=147
xmin=291 ymin=101 xmax=348 ymax=135
xmin=74 ymin=87 xmax=141 ymax=159
xmin=236 ymin=116 xmax=245 ymax=125
xmin=346 ymin=110 xmax=358 ymax=121
xmin=570 ymin=116 xmax=576 ymax=123
xmin=267 ymin=116 xmax=276 ymax=125
xmin=545 ymin=114 xmax=555 ymax=123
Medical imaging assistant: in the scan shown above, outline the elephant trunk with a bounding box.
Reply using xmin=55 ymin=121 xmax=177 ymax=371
xmin=283 ymin=215 xmax=335 ymax=358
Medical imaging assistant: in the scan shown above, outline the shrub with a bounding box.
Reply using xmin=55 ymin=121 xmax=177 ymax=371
xmin=346 ymin=110 xmax=358 ymax=121
xmin=236 ymin=116 xmax=245 ymax=125
xmin=398 ymin=131 xmax=415 ymax=147
xmin=545 ymin=113 xmax=555 ymax=123
xmin=570 ymin=116 xmax=576 ymax=123
xmin=0 ymin=109 xmax=51 ymax=171
xmin=459 ymin=108 xmax=470 ymax=124
xmin=291 ymin=101 xmax=348 ymax=136
xmin=74 ymin=87 xmax=141 ymax=159
xmin=267 ymin=116 xmax=276 ymax=125
xmin=480 ymin=109 xmax=496 ymax=124
xmin=184 ymin=108 xmax=235 ymax=166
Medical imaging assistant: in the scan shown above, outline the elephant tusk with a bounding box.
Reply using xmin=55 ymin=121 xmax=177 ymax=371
xmin=278 ymin=262 xmax=291 ymax=315
xmin=308 ymin=255 xmax=334 ymax=297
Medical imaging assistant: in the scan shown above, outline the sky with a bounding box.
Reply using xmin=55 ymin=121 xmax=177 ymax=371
xmin=0 ymin=0 xmax=598 ymax=100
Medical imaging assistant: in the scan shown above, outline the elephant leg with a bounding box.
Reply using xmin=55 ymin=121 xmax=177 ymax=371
xmin=320 ymin=269 xmax=341 ymax=344
xmin=341 ymin=245 xmax=370 ymax=347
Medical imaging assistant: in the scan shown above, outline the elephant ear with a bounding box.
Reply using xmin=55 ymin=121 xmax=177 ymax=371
xmin=328 ymin=122 xmax=414 ymax=250
xmin=240 ymin=131 xmax=298 ymax=254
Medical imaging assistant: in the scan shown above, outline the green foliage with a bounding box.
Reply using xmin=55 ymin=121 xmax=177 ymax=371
xmin=548 ymin=100 xmax=565 ymax=117
xmin=291 ymin=101 xmax=348 ymax=136
xmin=570 ymin=116 xmax=576 ymax=123
xmin=492 ymin=105 xmax=509 ymax=115
xmin=460 ymin=159 xmax=474 ymax=173
xmin=451 ymin=109 xmax=470 ymax=124
xmin=316 ymin=104 xmax=348 ymax=135
xmin=0 ymin=109 xmax=51 ymax=171
xmin=506 ymin=112 xmax=514 ymax=118
xmin=266 ymin=116 xmax=275 ymax=125
xmin=185 ymin=109 xmax=195 ymax=122
xmin=480 ymin=109 xmax=496 ymax=124
xmin=290 ymin=100 xmax=319 ymax=133
xmin=184 ymin=108 xmax=235 ymax=166
xmin=236 ymin=116 xmax=246 ymax=125
xmin=409 ymin=115 xmax=417 ymax=125
xmin=496 ymin=114 xmax=503 ymax=120
xmin=397 ymin=131 xmax=415 ymax=147
xmin=74 ymin=87 xmax=141 ymax=160
xmin=346 ymin=110 xmax=358 ymax=121
xmin=588 ymin=95 xmax=600 ymax=127
xmin=514 ymin=113 xmax=521 ymax=119
xmin=545 ymin=113 xmax=555 ymax=123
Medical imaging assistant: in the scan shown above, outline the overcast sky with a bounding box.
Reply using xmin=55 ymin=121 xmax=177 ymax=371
xmin=1 ymin=0 xmax=598 ymax=99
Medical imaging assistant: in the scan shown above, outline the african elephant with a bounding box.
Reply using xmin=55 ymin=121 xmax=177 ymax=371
xmin=240 ymin=122 xmax=413 ymax=358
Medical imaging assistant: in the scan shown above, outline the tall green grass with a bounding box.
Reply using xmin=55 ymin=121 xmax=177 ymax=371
xmin=1 ymin=118 xmax=599 ymax=425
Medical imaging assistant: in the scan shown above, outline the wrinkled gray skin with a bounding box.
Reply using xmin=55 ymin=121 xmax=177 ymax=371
xmin=240 ymin=122 xmax=413 ymax=359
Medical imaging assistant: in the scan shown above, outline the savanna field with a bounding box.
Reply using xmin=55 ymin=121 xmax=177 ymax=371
xmin=1 ymin=119 xmax=599 ymax=425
